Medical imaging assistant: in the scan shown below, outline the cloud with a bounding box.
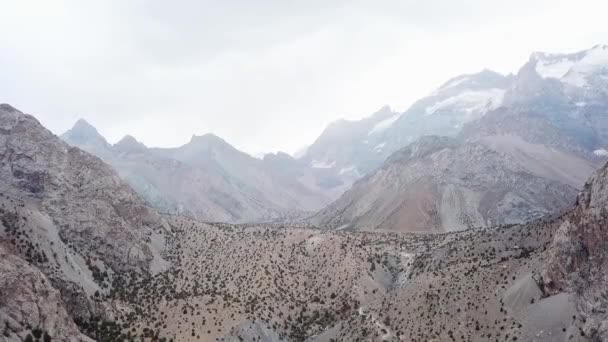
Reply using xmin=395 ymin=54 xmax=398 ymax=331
xmin=0 ymin=0 xmax=606 ymax=155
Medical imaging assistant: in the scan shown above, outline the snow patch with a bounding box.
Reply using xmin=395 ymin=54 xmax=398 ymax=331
xmin=368 ymin=114 xmax=400 ymax=136
xmin=425 ymin=89 xmax=505 ymax=117
xmin=311 ymin=159 xmax=335 ymax=169
xmin=339 ymin=165 xmax=356 ymax=175
xmin=594 ymin=148 xmax=608 ymax=157
xmin=536 ymin=58 xmax=574 ymax=79
xmin=374 ymin=142 xmax=386 ymax=152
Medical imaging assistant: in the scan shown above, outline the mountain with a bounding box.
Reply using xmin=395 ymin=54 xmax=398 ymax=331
xmin=299 ymin=70 xmax=513 ymax=185
xmin=381 ymin=68 xmax=512 ymax=151
xmin=62 ymin=125 xmax=340 ymax=223
xmin=3 ymin=102 xmax=608 ymax=341
xmin=311 ymin=136 xmax=585 ymax=232
xmin=299 ymin=105 xmax=400 ymax=185
xmin=304 ymin=46 xmax=608 ymax=191
xmin=311 ymin=45 xmax=608 ymax=232
xmin=464 ymin=44 xmax=608 ymax=159
xmin=0 ymin=104 xmax=170 ymax=340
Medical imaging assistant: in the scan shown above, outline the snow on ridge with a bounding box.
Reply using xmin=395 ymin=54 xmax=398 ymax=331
xmin=536 ymin=58 xmax=574 ymax=79
xmin=594 ymin=148 xmax=608 ymax=157
xmin=338 ymin=165 xmax=357 ymax=175
xmin=424 ymin=88 xmax=505 ymax=117
xmin=368 ymin=114 xmax=400 ymax=136
xmin=311 ymin=159 xmax=336 ymax=169
xmin=560 ymin=45 xmax=608 ymax=88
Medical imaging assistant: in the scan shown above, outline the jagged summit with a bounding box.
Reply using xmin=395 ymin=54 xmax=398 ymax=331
xmin=186 ymin=132 xmax=234 ymax=149
xmin=61 ymin=117 xmax=109 ymax=148
xmin=114 ymin=134 xmax=147 ymax=152
xmin=0 ymin=103 xmax=18 ymax=112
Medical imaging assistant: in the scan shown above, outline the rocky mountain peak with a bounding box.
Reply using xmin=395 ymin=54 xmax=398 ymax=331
xmin=61 ymin=118 xmax=109 ymax=148
xmin=185 ymin=133 xmax=236 ymax=152
xmin=114 ymin=134 xmax=147 ymax=153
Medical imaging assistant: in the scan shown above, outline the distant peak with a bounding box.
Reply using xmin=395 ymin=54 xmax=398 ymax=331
xmin=73 ymin=118 xmax=96 ymax=130
xmin=185 ymin=133 xmax=240 ymax=153
xmin=114 ymin=134 xmax=146 ymax=152
xmin=435 ymin=69 xmax=506 ymax=94
xmin=61 ymin=118 xmax=110 ymax=148
xmin=119 ymin=134 xmax=138 ymax=143
xmin=189 ymin=133 xmax=224 ymax=144
xmin=68 ymin=118 xmax=104 ymax=137
xmin=377 ymin=104 xmax=393 ymax=113
xmin=263 ymin=151 xmax=293 ymax=161
xmin=65 ymin=118 xmax=100 ymax=135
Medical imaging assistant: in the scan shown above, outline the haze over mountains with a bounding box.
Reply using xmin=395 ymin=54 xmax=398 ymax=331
xmin=312 ymin=44 xmax=608 ymax=232
xmin=62 ymin=44 xmax=608 ymax=232
xmin=62 ymin=121 xmax=344 ymax=223
xmin=2 ymin=43 xmax=608 ymax=342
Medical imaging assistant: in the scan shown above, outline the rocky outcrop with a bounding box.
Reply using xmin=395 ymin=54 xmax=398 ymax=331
xmin=0 ymin=243 xmax=92 ymax=342
xmin=0 ymin=104 xmax=171 ymax=339
xmin=540 ymin=161 xmax=608 ymax=340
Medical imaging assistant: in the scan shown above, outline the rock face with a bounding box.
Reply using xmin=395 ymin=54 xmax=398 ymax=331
xmin=311 ymin=136 xmax=580 ymax=232
xmin=0 ymin=243 xmax=92 ymax=342
xmin=0 ymin=104 xmax=170 ymax=340
xmin=62 ymin=123 xmax=339 ymax=224
xmin=540 ymin=161 xmax=608 ymax=340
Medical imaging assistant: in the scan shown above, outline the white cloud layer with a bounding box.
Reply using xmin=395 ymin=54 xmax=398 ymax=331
xmin=0 ymin=0 xmax=606 ymax=155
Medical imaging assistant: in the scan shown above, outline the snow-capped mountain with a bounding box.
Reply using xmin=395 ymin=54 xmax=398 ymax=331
xmin=311 ymin=44 xmax=608 ymax=232
xmin=299 ymin=105 xmax=399 ymax=187
xmin=304 ymin=45 xmax=608 ymax=191
xmin=532 ymin=44 xmax=608 ymax=89
xmin=300 ymin=69 xmax=514 ymax=186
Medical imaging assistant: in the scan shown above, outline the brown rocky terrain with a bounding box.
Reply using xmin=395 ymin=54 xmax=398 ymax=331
xmin=311 ymin=136 xmax=589 ymax=232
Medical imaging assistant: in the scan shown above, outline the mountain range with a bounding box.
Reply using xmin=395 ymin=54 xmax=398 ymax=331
xmin=62 ymin=121 xmax=345 ymax=223
xmin=311 ymin=44 xmax=608 ymax=232
xmin=1 ymin=101 xmax=608 ymax=341
xmin=60 ymin=45 xmax=608 ymax=234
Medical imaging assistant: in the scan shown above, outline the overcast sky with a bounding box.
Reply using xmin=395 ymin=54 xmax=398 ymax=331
xmin=0 ymin=0 xmax=606 ymax=155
